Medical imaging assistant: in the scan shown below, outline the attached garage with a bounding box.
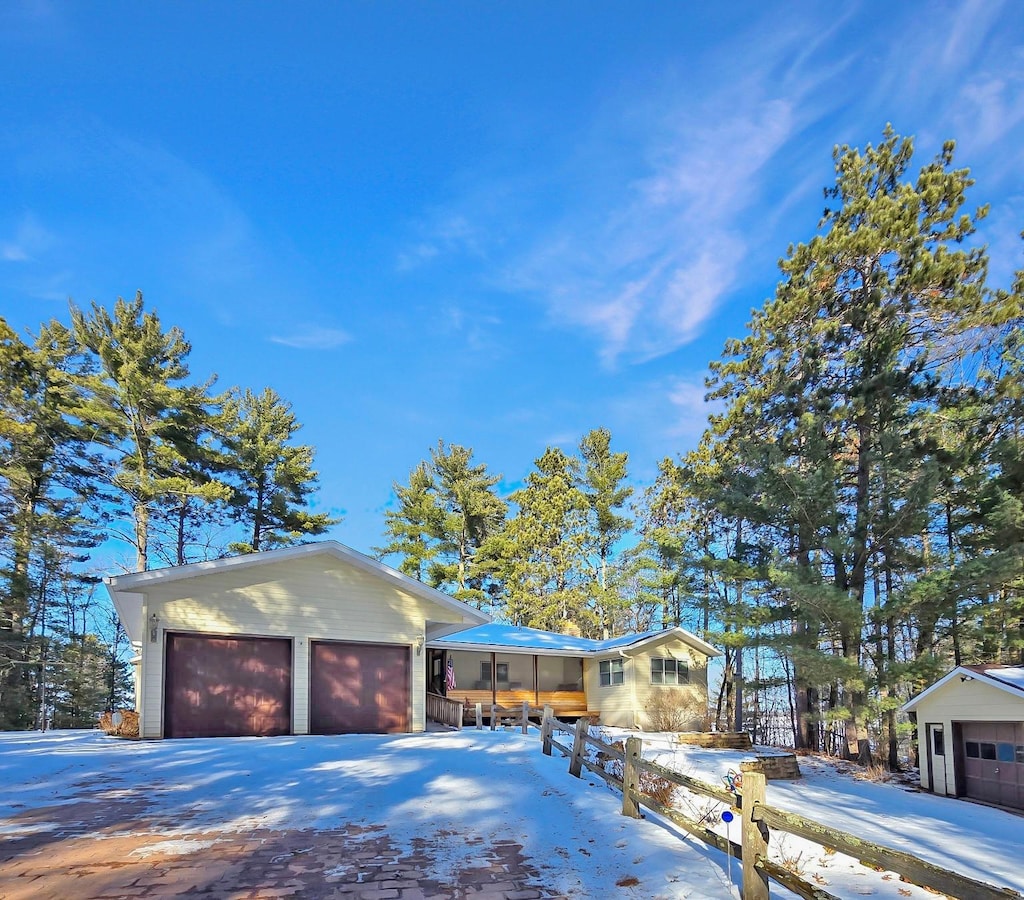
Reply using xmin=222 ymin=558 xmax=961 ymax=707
xmin=164 ymin=633 xmax=292 ymax=738
xmin=310 ymin=641 xmax=410 ymax=734
xmin=904 ymin=664 xmax=1024 ymax=812
xmin=104 ymin=542 xmax=490 ymax=739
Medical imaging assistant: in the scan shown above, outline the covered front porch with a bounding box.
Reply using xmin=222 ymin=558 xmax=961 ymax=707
xmin=427 ymin=647 xmax=589 ymax=721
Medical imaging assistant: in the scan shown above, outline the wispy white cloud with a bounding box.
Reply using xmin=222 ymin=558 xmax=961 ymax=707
xmin=394 ymin=0 xmax=1021 ymax=369
xmin=504 ymin=85 xmax=798 ymax=366
xmin=600 ymin=373 xmax=720 ymax=472
xmin=664 ymin=376 xmax=718 ymax=439
xmin=941 ymin=0 xmax=1007 ymax=69
xmin=395 ymin=16 xmax=851 ymax=367
xmin=397 ymin=214 xmax=483 ymax=271
xmin=270 ymin=326 xmax=353 ymax=350
xmin=954 ymin=62 xmax=1024 ymax=153
xmin=437 ymin=303 xmax=502 ymax=354
xmin=1 ymin=214 xmax=54 ymax=263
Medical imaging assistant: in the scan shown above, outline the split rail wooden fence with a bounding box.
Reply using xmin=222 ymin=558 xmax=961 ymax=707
xmin=535 ymin=708 xmax=1020 ymax=900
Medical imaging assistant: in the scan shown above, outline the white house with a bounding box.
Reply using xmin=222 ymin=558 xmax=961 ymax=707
xmin=902 ymin=664 xmax=1024 ymax=811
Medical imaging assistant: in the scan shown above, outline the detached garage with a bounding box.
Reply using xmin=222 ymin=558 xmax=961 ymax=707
xmin=903 ymin=664 xmax=1024 ymax=812
xmin=105 ymin=542 xmax=489 ymax=739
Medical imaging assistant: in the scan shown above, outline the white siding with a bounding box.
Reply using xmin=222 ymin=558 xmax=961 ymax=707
xmin=913 ymin=677 xmax=1024 ymax=797
xmin=137 ymin=555 xmax=465 ymax=738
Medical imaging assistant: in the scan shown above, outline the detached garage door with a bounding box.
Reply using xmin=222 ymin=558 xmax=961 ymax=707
xmin=164 ymin=633 xmax=292 ymax=738
xmin=960 ymin=721 xmax=1024 ymax=810
xmin=310 ymin=641 xmax=409 ymax=734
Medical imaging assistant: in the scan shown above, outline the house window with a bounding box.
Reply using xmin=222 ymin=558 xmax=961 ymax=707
xmin=965 ymin=741 xmax=980 ymax=758
xmin=479 ymin=662 xmax=509 ymax=685
xmin=599 ymin=659 xmax=624 ymax=687
xmin=997 ymin=743 xmax=1015 ymax=763
xmin=932 ymin=728 xmax=944 ymax=757
xmin=651 ymin=657 xmax=689 ymax=685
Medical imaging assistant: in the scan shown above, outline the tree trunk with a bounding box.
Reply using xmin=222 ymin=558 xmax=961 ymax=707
xmin=134 ymin=500 xmax=149 ymax=572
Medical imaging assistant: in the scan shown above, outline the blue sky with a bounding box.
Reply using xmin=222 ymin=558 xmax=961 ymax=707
xmin=2 ymin=1 xmax=1023 ymax=567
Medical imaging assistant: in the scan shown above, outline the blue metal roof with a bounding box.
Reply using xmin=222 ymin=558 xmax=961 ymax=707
xmin=429 ymin=623 xmax=699 ymax=655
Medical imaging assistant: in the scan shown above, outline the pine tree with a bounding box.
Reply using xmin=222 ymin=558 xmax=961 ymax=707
xmin=377 ymin=441 xmax=506 ymax=610
xmin=704 ymin=126 xmax=995 ymax=763
xmin=577 ymin=428 xmax=633 ymax=635
xmin=70 ymin=293 xmax=218 ymax=571
xmin=377 ymin=461 xmax=441 ymax=581
xmin=495 ymin=447 xmax=591 ymax=633
xmin=0 ymin=318 xmax=100 ymax=728
xmin=222 ymin=387 xmax=338 ymax=554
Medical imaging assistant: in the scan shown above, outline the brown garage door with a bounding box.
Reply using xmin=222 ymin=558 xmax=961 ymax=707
xmin=310 ymin=641 xmax=410 ymax=734
xmin=959 ymin=721 xmax=1024 ymax=810
xmin=164 ymin=633 xmax=292 ymax=738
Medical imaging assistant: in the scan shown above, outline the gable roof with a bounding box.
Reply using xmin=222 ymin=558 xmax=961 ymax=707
xmin=105 ymin=541 xmax=491 ymax=642
xmin=427 ymin=623 xmax=721 ymax=658
xmin=902 ymin=664 xmax=1024 ymax=712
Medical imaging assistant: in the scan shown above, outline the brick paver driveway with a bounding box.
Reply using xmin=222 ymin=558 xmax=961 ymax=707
xmin=0 ymin=730 xmax=731 ymax=899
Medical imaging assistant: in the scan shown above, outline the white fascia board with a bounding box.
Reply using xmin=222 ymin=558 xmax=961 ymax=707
xmin=597 ymin=627 xmax=722 ymax=659
xmin=427 ymin=640 xmax=588 ymax=658
xmin=105 ymin=587 xmax=145 ymax=644
xmin=104 ymin=541 xmax=490 ymax=627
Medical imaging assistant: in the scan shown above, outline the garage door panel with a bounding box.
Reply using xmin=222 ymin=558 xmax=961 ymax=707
xmin=310 ymin=641 xmax=409 ymax=734
xmin=165 ymin=634 xmax=292 ymax=738
xmin=959 ymin=721 xmax=1024 ymax=811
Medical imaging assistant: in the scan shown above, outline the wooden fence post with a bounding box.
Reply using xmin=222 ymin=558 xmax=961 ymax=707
xmin=475 ymin=703 xmax=482 ymax=729
xmin=622 ymin=736 xmax=642 ymax=818
xmin=568 ymin=716 xmax=588 ymax=777
xmin=741 ymin=771 xmax=769 ymax=900
xmin=490 ymin=705 xmax=498 ymax=731
xmin=521 ymin=700 xmax=530 ymax=734
xmin=541 ymin=705 xmax=553 ymax=755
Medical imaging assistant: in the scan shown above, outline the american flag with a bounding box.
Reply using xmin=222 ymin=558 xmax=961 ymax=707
xmin=445 ymin=656 xmax=457 ymax=691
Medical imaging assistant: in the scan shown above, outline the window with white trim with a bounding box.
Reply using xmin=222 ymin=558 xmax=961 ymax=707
xmin=599 ymin=658 xmax=624 ymax=687
xmin=651 ymin=657 xmax=689 ymax=685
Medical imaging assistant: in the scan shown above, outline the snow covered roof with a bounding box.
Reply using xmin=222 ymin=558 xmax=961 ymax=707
xmin=964 ymin=664 xmax=1024 ymax=692
xmin=902 ymin=664 xmax=1024 ymax=711
xmin=428 ymin=623 xmax=720 ymax=658
xmin=105 ymin=541 xmax=490 ymax=642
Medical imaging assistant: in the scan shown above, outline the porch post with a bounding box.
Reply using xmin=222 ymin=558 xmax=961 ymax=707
xmin=533 ymin=655 xmax=539 ymax=707
xmin=490 ymin=651 xmax=496 ymax=708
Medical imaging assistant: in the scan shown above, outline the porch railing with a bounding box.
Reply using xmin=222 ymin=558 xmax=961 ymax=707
xmin=425 ymin=691 xmax=463 ymax=729
xmin=455 ymin=689 xmax=588 ymax=718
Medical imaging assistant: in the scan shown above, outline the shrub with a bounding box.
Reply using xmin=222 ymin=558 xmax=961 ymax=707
xmin=644 ymin=687 xmax=709 ymax=733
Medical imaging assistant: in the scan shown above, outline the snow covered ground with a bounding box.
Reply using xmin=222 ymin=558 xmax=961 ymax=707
xmin=1 ymin=728 xmax=737 ymax=898
xmin=1 ymin=727 xmax=1021 ymax=899
xmin=597 ymin=728 xmax=1024 ymax=899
